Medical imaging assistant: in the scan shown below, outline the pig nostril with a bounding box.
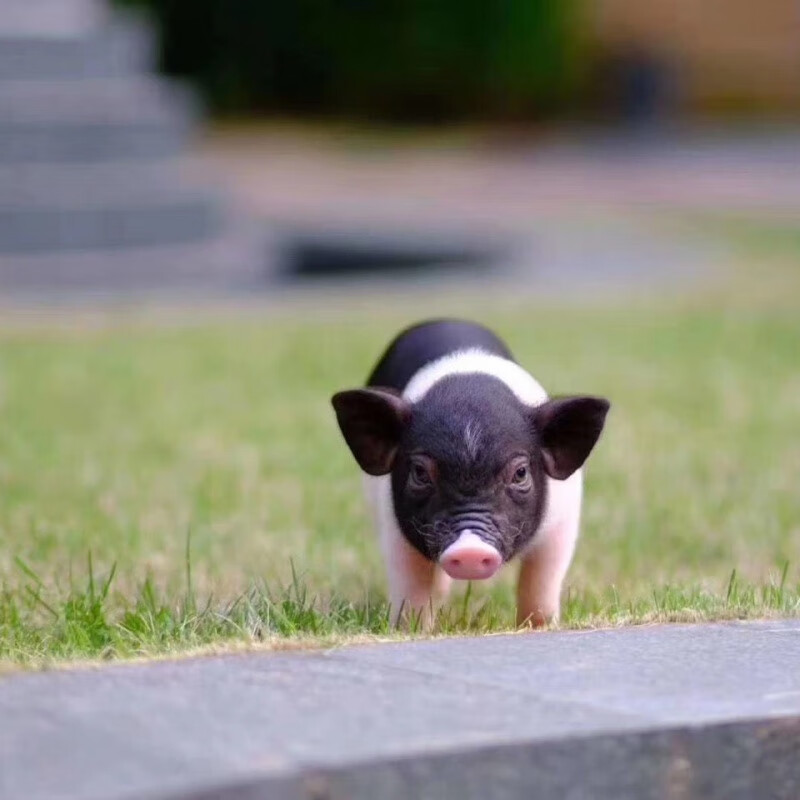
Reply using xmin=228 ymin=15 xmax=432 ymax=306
xmin=451 ymin=558 xmax=461 ymax=567
xmin=481 ymin=557 xmax=493 ymax=567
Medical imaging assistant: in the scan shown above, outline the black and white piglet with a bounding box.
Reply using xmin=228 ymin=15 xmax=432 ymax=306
xmin=332 ymin=319 xmax=609 ymax=627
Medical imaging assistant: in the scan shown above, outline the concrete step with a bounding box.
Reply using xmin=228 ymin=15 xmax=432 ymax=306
xmin=0 ymin=223 xmax=273 ymax=295
xmin=0 ymin=0 xmax=107 ymax=38
xmin=0 ymin=161 xmax=228 ymax=253
xmin=0 ymin=160 xmax=223 ymax=207
xmin=1 ymin=621 xmax=799 ymax=800
xmin=0 ymin=77 xmax=196 ymax=163
xmin=0 ymin=199 xmax=224 ymax=255
xmin=0 ymin=76 xmax=196 ymax=124
xmin=0 ymin=122 xmax=190 ymax=163
xmin=0 ymin=19 xmax=155 ymax=81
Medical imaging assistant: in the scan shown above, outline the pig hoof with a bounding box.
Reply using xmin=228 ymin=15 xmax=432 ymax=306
xmin=517 ymin=611 xmax=556 ymax=630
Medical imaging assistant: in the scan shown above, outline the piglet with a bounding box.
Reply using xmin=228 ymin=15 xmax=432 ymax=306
xmin=332 ymin=319 xmax=609 ymax=628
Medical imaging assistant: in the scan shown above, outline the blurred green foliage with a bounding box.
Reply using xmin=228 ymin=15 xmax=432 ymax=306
xmin=117 ymin=0 xmax=584 ymax=120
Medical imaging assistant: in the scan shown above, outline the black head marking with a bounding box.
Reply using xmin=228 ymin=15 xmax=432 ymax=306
xmin=390 ymin=373 xmax=548 ymax=561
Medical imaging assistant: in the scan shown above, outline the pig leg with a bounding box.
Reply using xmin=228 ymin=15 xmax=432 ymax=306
xmin=516 ymin=473 xmax=582 ymax=628
xmin=382 ymin=526 xmax=451 ymax=629
xmin=363 ymin=474 xmax=451 ymax=628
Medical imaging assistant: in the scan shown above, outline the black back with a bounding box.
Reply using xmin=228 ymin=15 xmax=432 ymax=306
xmin=367 ymin=319 xmax=514 ymax=392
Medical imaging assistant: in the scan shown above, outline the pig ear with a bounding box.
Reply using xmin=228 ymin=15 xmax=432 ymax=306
xmin=331 ymin=388 xmax=411 ymax=476
xmin=532 ymin=396 xmax=610 ymax=480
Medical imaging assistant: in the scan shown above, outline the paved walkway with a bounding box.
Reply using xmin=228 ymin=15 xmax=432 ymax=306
xmin=2 ymin=620 xmax=799 ymax=799
xmin=200 ymin=124 xmax=800 ymax=230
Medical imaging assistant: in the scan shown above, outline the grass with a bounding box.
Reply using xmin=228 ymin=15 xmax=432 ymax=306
xmin=1 ymin=226 xmax=799 ymax=668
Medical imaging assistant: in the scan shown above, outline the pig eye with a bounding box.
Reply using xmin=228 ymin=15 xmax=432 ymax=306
xmin=408 ymin=459 xmax=434 ymax=491
xmin=508 ymin=459 xmax=532 ymax=490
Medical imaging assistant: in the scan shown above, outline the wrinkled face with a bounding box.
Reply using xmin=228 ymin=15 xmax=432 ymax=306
xmin=390 ymin=375 xmax=547 ymax=575
xmin=332 ymin=374 xmax=609 ymax=582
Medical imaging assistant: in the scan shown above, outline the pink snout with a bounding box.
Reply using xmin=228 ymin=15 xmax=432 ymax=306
xmin=439 ymin=532 xmax=502 ymax=580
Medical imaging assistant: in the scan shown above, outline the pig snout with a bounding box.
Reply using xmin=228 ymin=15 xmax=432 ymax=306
xmin=439 ymin=532 xmax=502 ymax=580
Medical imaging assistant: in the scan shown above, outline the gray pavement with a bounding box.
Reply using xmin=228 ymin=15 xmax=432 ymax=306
xmin=2 ymin=620 xmax=799 ymax=799
xmin=204 ymin=124 xmax=800 ymax=227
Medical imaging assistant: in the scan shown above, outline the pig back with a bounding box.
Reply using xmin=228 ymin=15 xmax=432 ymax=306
xmin=367 ymin=319 xmax=514 ymax=392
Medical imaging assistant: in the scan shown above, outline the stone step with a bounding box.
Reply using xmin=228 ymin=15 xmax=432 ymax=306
xmin=0 ymin=76 xmax=196 ymax=124
xmin=0 ymin=160 xmax=222 ymax=207
xmin=0 ymin=19 xmax=154 ymax=81
xmin=0 ymin=0 xmax=108 ymax=38
xmin=0 ymin=77 xmax=196 ymax=163
xmin=0 ymin=161 xmax=227 ymax=253
xmin=0 ymin=122 xmax=190 ymax=163
xmin=1 ymin=621 xmax=798 ymax=800
xmin=0 ymin=199 xmax=223 ymax=254
xmin=0 ymin=223 xmax=273 ymax=295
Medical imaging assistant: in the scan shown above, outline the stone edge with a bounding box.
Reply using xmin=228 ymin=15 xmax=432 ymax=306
xmin=161 ymin=713 xmax=800 ymax=800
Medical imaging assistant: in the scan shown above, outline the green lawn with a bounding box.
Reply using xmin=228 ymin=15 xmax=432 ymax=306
xmin=1 ymin=233 xmax=799 ymax=667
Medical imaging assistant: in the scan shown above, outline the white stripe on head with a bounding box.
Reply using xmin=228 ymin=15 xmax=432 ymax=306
xmin=463 ymin=419 xmax=482 ymax=460
xmin=402 ymin=348 xmax=548 ymax=407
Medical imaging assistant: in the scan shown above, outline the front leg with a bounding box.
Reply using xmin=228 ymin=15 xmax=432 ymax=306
xmin=383 ymin=527 xmax=451 ymax=629
xmin=363 ymin=474 xmax=451 ymax=629
xmin=516 ymin=474 xmax=582 ymax=628
xmin=516 ymin=537 xmax=574 ymax=627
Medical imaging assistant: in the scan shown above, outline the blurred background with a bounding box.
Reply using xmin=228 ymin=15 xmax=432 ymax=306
xmin=1 ymin=0 xmax=799 ymax=662
xmin=122 ymin=0 xmax=800 ymax=122
xmin=1 ymin=0 xmax=799 ymax=298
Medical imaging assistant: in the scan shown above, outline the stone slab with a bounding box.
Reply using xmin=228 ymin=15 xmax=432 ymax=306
xmin=0 ymin=0 xmax=106 ymax=37
xmin=0 ymin=223 xmax=272 ymax=294
xmin=0 ymin=160 xmax=227 ymax=253
xmin=0 ymin=20 xmax=153 ymax=80
xmin=0 ymin=78 xmax=195 ymax=164
xmin=0 ymin=200 xmax=223 ymax=254
xmin=0 ymin=77 xmax=196 ymax=124
xmin=0 ymin=121 xmax=190 ymax=164
xmin=1 ymin=620 xmax=799 ymax=800
xmin=0 ymin=160 xmax=230 ymax=254
xmin=0 ymin=161 xmax=221 ymax=207
xmin=338 ymin=618 xmax=800 ymax=726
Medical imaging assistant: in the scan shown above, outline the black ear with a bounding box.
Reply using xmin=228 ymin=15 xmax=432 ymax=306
xmin=331 ymin=388 xmax=411 ymax=476
xmin=532 ymin=396 xmax=610 ymax=480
